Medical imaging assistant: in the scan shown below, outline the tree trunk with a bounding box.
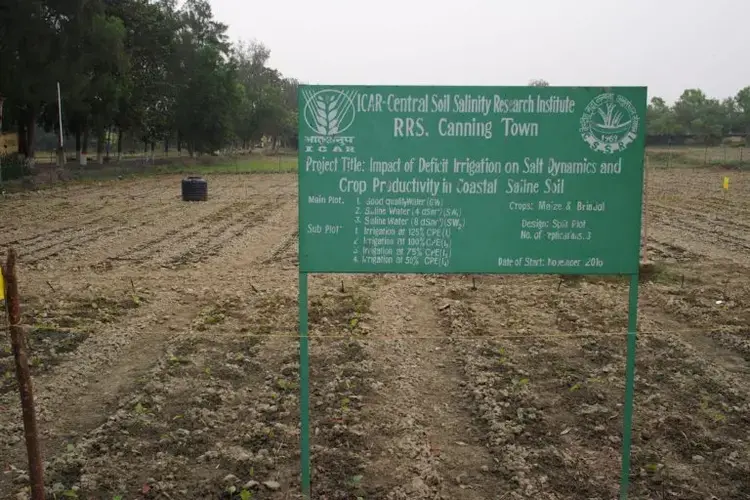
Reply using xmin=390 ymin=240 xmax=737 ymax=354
xmin=17 ymin=115 xmax=27 ymax=157
xmin=24 ymin=108 xmax=36 ymax=163
xmin=117 ymin=129 xmax=123 ymax=160
xmin=75 ymin=129 xmax=82 ymax=163
xmin=96 ymin=127 xmax=105 ymax=164
xmin=177 ymin=131 xmax=182 ymax=156
xmin=150 ymin=141 xmax=155 ymax=160
xmin=81 ymin=128 xmax=89 ymax=166
xmin=164 ymin=138 xmax=169 ymax=157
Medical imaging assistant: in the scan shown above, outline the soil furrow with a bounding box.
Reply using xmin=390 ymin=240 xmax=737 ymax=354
xmin=360 ymin=277 xmax=498 ymax=499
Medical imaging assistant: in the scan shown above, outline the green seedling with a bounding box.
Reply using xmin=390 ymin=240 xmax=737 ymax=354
xmin=349 ymin=315 xmax=359 ymax=330
xmin=239 ymin=489 xmax=253 ymax=500
xmin=276 ymin=378 xmax=298 ymax=391
xmin=700 ymin=395 xmax=727 ymax=423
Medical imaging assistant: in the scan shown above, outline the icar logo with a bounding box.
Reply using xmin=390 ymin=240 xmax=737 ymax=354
xmin=302 ymin=89 xmax=357 ymax=136
xmin=302 ymin=88 xmax=358 ymax=153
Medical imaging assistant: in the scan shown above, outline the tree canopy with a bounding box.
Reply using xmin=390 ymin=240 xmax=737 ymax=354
xmin=0 ymin=0 xmax=299 ymax=161
xmin=647 ymin=87 xmax=750 ymax=141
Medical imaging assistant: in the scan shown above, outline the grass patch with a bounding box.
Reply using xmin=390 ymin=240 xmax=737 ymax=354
xmin=647 ymin=150 xmax=700 ymax=167
xmin=148 ymin=156 xmax=297 ymax=176
xmin=647 ymin=146 xmax=750 ymax=170
xmin=0 ymin=154 xmax=299 ymax=193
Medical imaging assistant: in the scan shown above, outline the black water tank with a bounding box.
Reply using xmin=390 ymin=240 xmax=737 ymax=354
xmin=181 ymin=176 xmax=208 ymax=201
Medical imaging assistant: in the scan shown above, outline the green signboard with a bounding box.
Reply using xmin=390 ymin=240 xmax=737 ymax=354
xmin=296 ymin=85 xmax=646 ymax=500
xmin=298 ymin=85 xmax=646 ymax=275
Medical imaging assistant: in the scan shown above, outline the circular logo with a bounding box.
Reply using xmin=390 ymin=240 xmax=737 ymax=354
xmin=580 ymin=93 xmax=639 ymax=154
xmin=303 ymin=89 xmax=357 ymax=136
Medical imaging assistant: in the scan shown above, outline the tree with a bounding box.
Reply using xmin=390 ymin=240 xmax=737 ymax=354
xmin=735 ymin=86 xmax=750 ymax=139
xmin=109 ymin=0 xmax=178 ymax=158
xmin=0 ymin=0 xmax=63 ymax=160
xmin=171 ymin=0 xmax=240 ymax=154
xmin=673 ymin=89 xmax=723 ymax=143
xmin=647 ymin=97 xmax=680 ymax=136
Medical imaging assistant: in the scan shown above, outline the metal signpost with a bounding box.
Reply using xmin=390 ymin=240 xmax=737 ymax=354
xmin=297 ymin=85 xmax=646 ymax=499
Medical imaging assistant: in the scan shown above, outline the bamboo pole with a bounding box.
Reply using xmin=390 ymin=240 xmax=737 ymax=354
xmin=2 ymin=248 xmax=45 ymax=499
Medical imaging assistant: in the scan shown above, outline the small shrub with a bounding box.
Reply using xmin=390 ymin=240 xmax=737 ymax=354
xmin=0 ymin=153 xmax=32 ymax=181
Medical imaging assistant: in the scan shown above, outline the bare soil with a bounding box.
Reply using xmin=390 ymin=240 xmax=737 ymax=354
xmin=0 ymin=167 xmax=748 ymax=499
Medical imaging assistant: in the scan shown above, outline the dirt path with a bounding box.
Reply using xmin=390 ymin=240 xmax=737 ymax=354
xmin=361 ymin=276 xmax=498 ymax=499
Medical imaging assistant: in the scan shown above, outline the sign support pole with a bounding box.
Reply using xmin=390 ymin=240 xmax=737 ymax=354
xmin=619 ymin=273 xmax=640 ymax=500
xmin=298 ymin=271 xmax=311 ymax=498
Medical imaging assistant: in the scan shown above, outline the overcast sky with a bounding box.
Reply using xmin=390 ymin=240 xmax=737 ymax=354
xmin=208 ymin=0 xmax=749 ymax=103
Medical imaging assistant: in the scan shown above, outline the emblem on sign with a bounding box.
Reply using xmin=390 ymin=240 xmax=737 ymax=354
xmin=301 ymin=88 xmax=358 ymax=154
xmin=302 ymin=89 xmax=357 ymax=136
xmin=580 ymin=93 xmax=639 ymax=154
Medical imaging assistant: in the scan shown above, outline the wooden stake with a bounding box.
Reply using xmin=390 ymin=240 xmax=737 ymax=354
xmin=2 ymin=249 xmax=45 ymax=499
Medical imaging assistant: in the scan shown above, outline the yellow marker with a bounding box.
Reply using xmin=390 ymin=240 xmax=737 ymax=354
xmin=723 ymin=176 xmax=730 ymax=190
xmin=0 ymin=271 xmax=4 ymax=301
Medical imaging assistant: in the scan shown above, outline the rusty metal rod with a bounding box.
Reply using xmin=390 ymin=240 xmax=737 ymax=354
xmin=3 ymin=249 xmax=45 ymax=499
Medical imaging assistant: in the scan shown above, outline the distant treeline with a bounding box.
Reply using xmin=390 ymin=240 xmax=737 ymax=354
xmin=647 ymin=87 xmax=750 ymax=142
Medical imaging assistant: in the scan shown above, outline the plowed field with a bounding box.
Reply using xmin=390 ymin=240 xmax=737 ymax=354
xmin=0 ymin=167 xmax=748 ymax=499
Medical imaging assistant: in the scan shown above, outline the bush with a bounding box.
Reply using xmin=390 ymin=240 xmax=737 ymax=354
xmin=0 ymin=153 xmax=33 ymax=181
xmin=722 ymin=136 xmax=747 ymax=148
